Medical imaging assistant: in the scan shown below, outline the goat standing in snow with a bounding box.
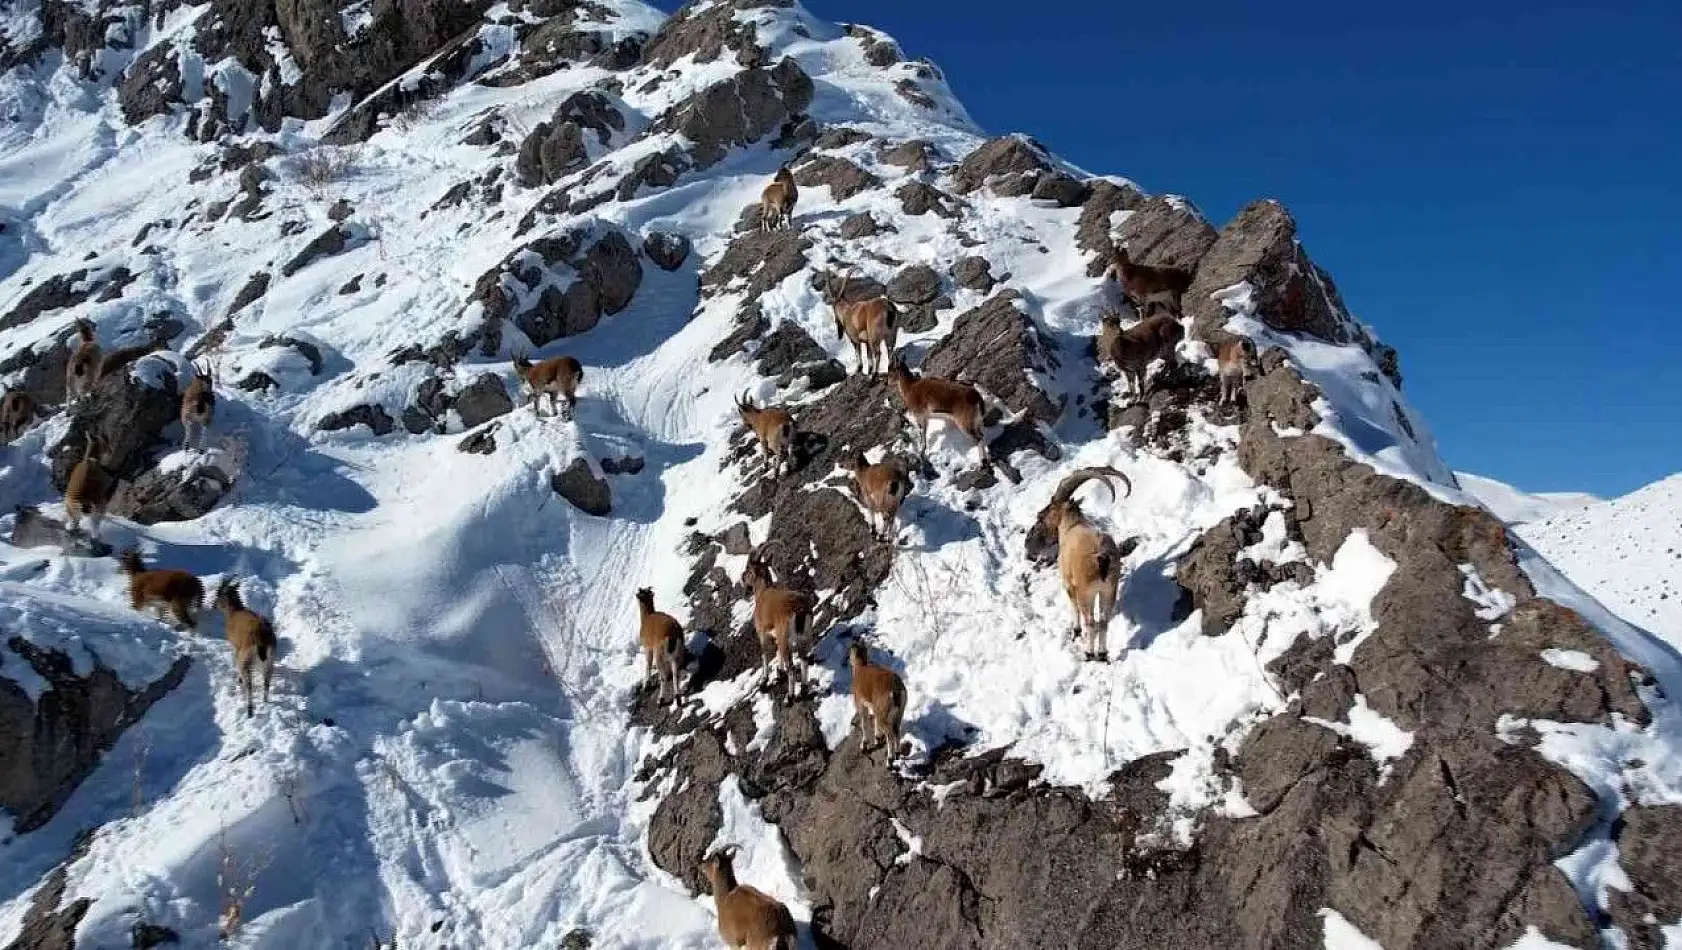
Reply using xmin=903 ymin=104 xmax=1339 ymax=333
xmin=735 ymin=392 xmax=796 ymax=479
xmin=1026 ymin=467 xmax=1134 ymax=661
xmin=180 ymin=360 xmax=216 ymax=450
xmin=742 ymin=546 xmax=815 ymax=700
xmin=635 ymin=587 xmax=687 ymax=706
xmin=701 ymin=846 xmax=798 ymax=950
xmin=0 ymin=390 xmax=37 ymax=443
xmin=63 ymin=434 xmax=115 ymax=538
xmin=65 ymin=319 xmax=101 ymax=404
xmin=513 ymin=353 xmax=584 ymax=420
xmin=213 ymin=578 xmax=276 ymax=717
xmin=840 ymin=450 xmax=912 ymax=542
xmin=885 ymin=356 xmax=992 ymax=468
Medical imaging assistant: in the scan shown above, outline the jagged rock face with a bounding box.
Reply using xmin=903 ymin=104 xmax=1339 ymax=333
xmin=552 ymin=458 xmax=612 ymax=515
xmin=650 ymin=57 xmax=814 ymax=167
xmin=641 ymin=0 xmax=788 ymax=69
xmin=0 ymin=639 xmax=191 ymax=834
xmin=48 ymin=366 xmax=181 ymax=493
xmin=923 ymin=291 xmax=1058 ymax=425
xmin=1609 ymin=804 xmax=1682 ymax=950
xmin=0 ymin=266 xmax=136 ymax=332
xmin=469 ymin=226 xmax=644 ymax=347
xmin=111 ymin=463 xmax=236 ymax=525
xmin=951 ymin=134 xmax=1055 ymax=196
xmin=1114 ymin=194 xmax=1219 ymax=273
xmin=792 ymin=155 xmax=880 ymax=201
xmin=1186 ymin=199 xmax=1354 ymax=344
xmin=1075 ymin=179 xmax=1146 ymax=276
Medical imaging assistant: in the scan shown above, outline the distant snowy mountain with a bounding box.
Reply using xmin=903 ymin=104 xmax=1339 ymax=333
xmin=1516 ymin=474 xmax=1682 ymax=652
xmin=1 ymin=2 xmax=1679 ymax=949
xmin=1456 ymin=471 xmax=1600 ymax=526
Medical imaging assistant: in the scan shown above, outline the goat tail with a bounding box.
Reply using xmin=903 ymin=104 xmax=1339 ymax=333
xmin=256 ymin=640 xmax=274 ymax=665
xmin=1095 ymin=551 xmax=1116 ymax=584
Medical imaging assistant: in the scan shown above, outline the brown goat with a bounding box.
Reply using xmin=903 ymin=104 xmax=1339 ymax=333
xmin=741 ymin=549 xmax=815 ymax=700
xmin=64 ymin=434 xmax=115 ymax=537
xmin=0 ymin=390 xmax=37 ymax=443
xmin=1100 ymin=310 xmax=1185 ymax=400
xmin=823 ymin=273 xmax=898 ymax=376
xmin=848 ymin=642 xmax=906 ymax=766
xmin=65 ymin=319 xmax=101 ymax=404
xmin=1108 ymin=244 xmax=1194 ymax=315
xmin=1216 ymin=337 xmax=1259 ymax=405
xmin=119 ymin=548 xmax=205 ymax=631
xmin=1028 ymin=468 xmax=1133 ymax=661
xmin=635 ymin=587 xmax=686 ymax=705
xmin=701 ymin=846 xmax=798 ymax=950
xmin=735 ymin=391 xmax=795 ymax=478
xmin=513 ymin=353 xmax=584 ymax=420
xmin=180 ymin=360 xmax=216 ymax=450
xmin=759 ymin=166 xmax=798 ymax=232
xmin=213 ymin=578 xmax=276 ymax=717
xmin=839 ymin=451 xmax=911 ymax=541
xmin=885 ymin=357 xmax=990 ymax=465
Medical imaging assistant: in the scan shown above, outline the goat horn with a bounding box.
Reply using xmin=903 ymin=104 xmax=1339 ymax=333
xmin=1049 ymin=466 xmax=1132 ymax=509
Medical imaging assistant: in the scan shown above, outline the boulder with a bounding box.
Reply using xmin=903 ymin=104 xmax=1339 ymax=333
xmin=838 ymin=213 xmax=889 ymax=239
xmin=792 ymin=155 xmax=880 ymax=201
xmin=886 ymin=264 xmax=941 ymax=306
xmin=470 ymin=225 xmax=644 ymax=346
xmin=950 ymin=134 xmax=1053 ymax=195
xmin=895 ymin=181 xmax=961 ymax=219
xmin=950 ymin=256 xmax=995 ymax=293
xmin=280 ymin=225 xmax=363 ymax=278
xmin=1030 ymin=173 xmax=1090 ymax=207
xmin=453 ymin=374 xmax=514 ymax=429
xmin=552 ymin=458 xmax=612 ymax=515
xmin=844 ymin=24 xmax=900 ymax=67
xmin=642 ymin=231 xmax=691 ymax=271
xmin=1076 ymin=179 xmax=1146 ymax=276
xmin=317 ymin=404 xmax=395 ymax=436
xmin=879 ymin=139 xmax=936 ymax=173
xmin=651 ymin=57 xmax=814 ymax=167
xmin=1184 ymin=199 xmax=1355 ymax=346
xmin=922 ymin=291 xmax=1058 ymax=424
xmin=110 ymin=459 xmax=236 ymax=524
xmin=640 ymin=0 xmax=780 ymax=69
xmin=0 ymin=265 xmax=136 ymax=331
xmin=1114 ymin=194 xmax=1219 ymax=274
xmin=1609 ymin=804 xmax=1682 ymax=950
xmin=515 ymin=120 xmax=588 ymax=187
xmin=48 ymin=364 xmax=180 ymax=492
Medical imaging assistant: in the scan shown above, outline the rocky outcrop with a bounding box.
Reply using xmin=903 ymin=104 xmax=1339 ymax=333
xmin=792 ymin=155 xmax=880 ymax=201
xmin=469 ymin=225 xmax=644 ymax=347
xmin=950 ymin=135 xmax=1054 ymax=197
xmin=651 ymin=57 xmax=814 ymax=167
xmin=0 ymin=265 xmax=136 ymax=331
xmin=886 ymin=264 xmax=942 ymax=307
xmin=48 ymin=364 xmax=180 ymax=493
xmin=317 ymin=404 xmax=396 ymax=436
xmin=642 ymin=230 xmax=691 ymax=271
xmin=950 ymin=256 xmax=996 ymax=293
xmin=880 ymin=139 xmax=937 ymax=173
xmin=1 ymin=639 xmax=191 ymax=833
xmin=895 ymin=181 xmax=961 ymax=219
xmin=1609 ymin=804 xmax=1682 ymax=950
xmin=923 ymin=291 xmax=1057 ymax=424
xmin=280 ymin=224 xmax=364 ymax=278
xmin=640 ymin=0 xmax=784 ymax=69
xmin=515 ymin=91 xmax=624 ymax=187
xmin=1113 ymin=195 xmax=1219 ymax=273
xmin=1075 ymin=179 xmax=1146 ymax=276
xmin=110 ymin=460 xmax=236 ymax=525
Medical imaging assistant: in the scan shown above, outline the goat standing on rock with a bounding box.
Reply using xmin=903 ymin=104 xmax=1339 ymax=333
xmin=1108 ymin=243 xmax=1194 ymax=316
xmin=885 ymin=356 xmax=993 ymax=470
xmin=64 ymin=434 xmax=115 ymax=538
xmin=759 ymin=166 xmax=798 ymax=232
xmin=1099 ymin=309 xmax=1185 ymax=401
xmin=0 ymin=390 xmax=37 ymax=443
xmin=1027 ymin=467 xmax=1133 ymax=661
xmin=735 ymin=392 xmax=796 ymax=479
xmin=1216 ymin=337 xmax=1260 ymax=406
xmin=701 ymin=846 xmax=797 ymax=950
xmin=848 ymin=642 xmax=906 ymax=767
xmin=65 ymin=319 xmax=101 ymax=405
xmin=742 ymin=547 xmax=815 ymax=700
xmin=840 ymin=450 xmax=911 ymax=542
xmin=824 ymin=272 xmax=898 ymax=376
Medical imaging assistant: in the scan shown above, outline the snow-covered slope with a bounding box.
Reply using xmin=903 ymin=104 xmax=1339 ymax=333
xmin=1 ymin=1 xmax=1679 ymax=949
xmin=1457 ymin=471 xmax=1600 ymax=526
xmin=1516 ymin=474 xmax=1682 ymax=651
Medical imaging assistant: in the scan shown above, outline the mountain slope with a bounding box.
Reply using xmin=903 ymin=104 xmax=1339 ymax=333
xmin=1 ymin=2 xmax=1679 ymax=950
xmin=1457 ymin=471 xmax=1600 ymax=526
xmin=1516 ymin=474 xmax=1682 ymax=652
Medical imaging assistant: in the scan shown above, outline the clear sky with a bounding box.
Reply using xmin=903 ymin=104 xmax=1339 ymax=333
xmin=782 ymin=0 xmax=1681 ymax=497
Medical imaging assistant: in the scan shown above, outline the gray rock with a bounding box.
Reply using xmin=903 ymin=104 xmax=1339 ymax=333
xmin=0 ymin=266 xmax=136 ymax=332
xmin=110 ymin=460 xmax=236 ymax=524
xmin=1609 ymin=804 xmax=1682 ymax=950
xmin=258 ymin=335 xmax=323 ymax=375
xmin=923 ymin=291 xmax=1058 ymax=424
xmin=1114 ymin=194 xmax=1219 ymax=275
xmin=814 ymin=126 xmax=872 ymax=151
xmin=651 ymin=57 xmax=814 ymax=168
xmin=280 ymin=225 xmax=361 ymax=278
xmin=317 ymin=404 xmax=395 ymax=436
xmin=895 ymin=181 xmax=960 ymax=219
xmin=641 ymin=0 xmax=779 ymax=69
xmin=1076 ymin=179 xmax=1147 ymax=276
xmin=642 ymin=230 xmax=691 ymax=271
xmin=471 ymin=225 xmax=644 ymax=347
xmin=552 ymin=458 xmax=612 ymax=515
xmin=9 ymin=506 xmax=112 ymax=558
xmin=1030 ymin=173 xmax=1090 ymax=207
xmin=792 ymin=155 xmax=880 ymax=201
xmin=879 ymin=139 xmax=936 ymax=172
xmin=838 ymin=213 xmax=888 ymax=239
xmin=950 ymin=256 xmax=995 ymax=292
xmin=950 ymin=134 xmax=1053 ymax=195
xmin=886 ymin=264 xmax=941 ymax=306
xmin=1185 ymin=199 xmax=1353 ymax=346
xmin=49 ymin=364 xmax=180 ymax=493
xmin=453 ymin=374 xmax=513 ymax=429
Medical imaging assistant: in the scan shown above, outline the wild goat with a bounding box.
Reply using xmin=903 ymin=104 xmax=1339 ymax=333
xmin=0 ymin=390 xmax=37 ymax=442
xmin=735 ymin=392 xmax=795 ymax=478
xmin=119 ymin=548 xmax=205 ymax=630
xmin=701 ymin=846 xmax=797 ymax=950
xmin=180 ymin=360 xmax=216 ymax=450
xmin=513 ymin=353 xmax=584 ymax=420
xmin=885 ymin=357 xmax=991 ymax=466
xmin=64 ymin=434 xmax=115 ymax=537
xmin=741 ymin=548 xmax=815 ymax=699
xmin=759 ymin=166 xmax=798 ymax=232
xmin=1026 ymin=468 xmax=1133 ymax=661
xmin=635 ymin=587 xmax=686 ymax=705
xmin=1099 ymin=310 xmax=1185 ymax=400
xmin=1216 ymin=337 xmax=1260 ymax=405
xmin=848 ymin=642 xmax=906 ymax=767
xmin=823 ymin=273 xmax=898 ymax=376
xmin=213 ymin=578 xmax=276 ymax=717
xmin=1107 ymin=244 xmax=1194 ymax=315
xmin=66 ymin=319 xmax=101 ymax=404
xmin=839 ymin=451 xmax=910 ymax=541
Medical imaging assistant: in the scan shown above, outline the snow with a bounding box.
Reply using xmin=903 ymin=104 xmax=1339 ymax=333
xmin=1303 ymin=694 xmax=1414 ymax=783
xmin=1539 ymin=648 xmax=1599 ymax=673
xmin=1517 ymin=473 xmax=1682 ymax=651
xmin=1320 ymin=908 xmax=1386 ymax=950
xmin=1 ymin=0 xmax=1672 ymax=945
xmin=1457 ymin=471 xmax=1599 ymax=526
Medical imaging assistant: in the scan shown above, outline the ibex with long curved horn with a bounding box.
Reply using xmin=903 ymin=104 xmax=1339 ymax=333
xmin=1026 ymin=467 xmax=1134 ymax=661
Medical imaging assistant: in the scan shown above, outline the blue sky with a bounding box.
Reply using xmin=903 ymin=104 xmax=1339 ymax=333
xmin=785 ymin=0 xmax=1682 ymax=496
